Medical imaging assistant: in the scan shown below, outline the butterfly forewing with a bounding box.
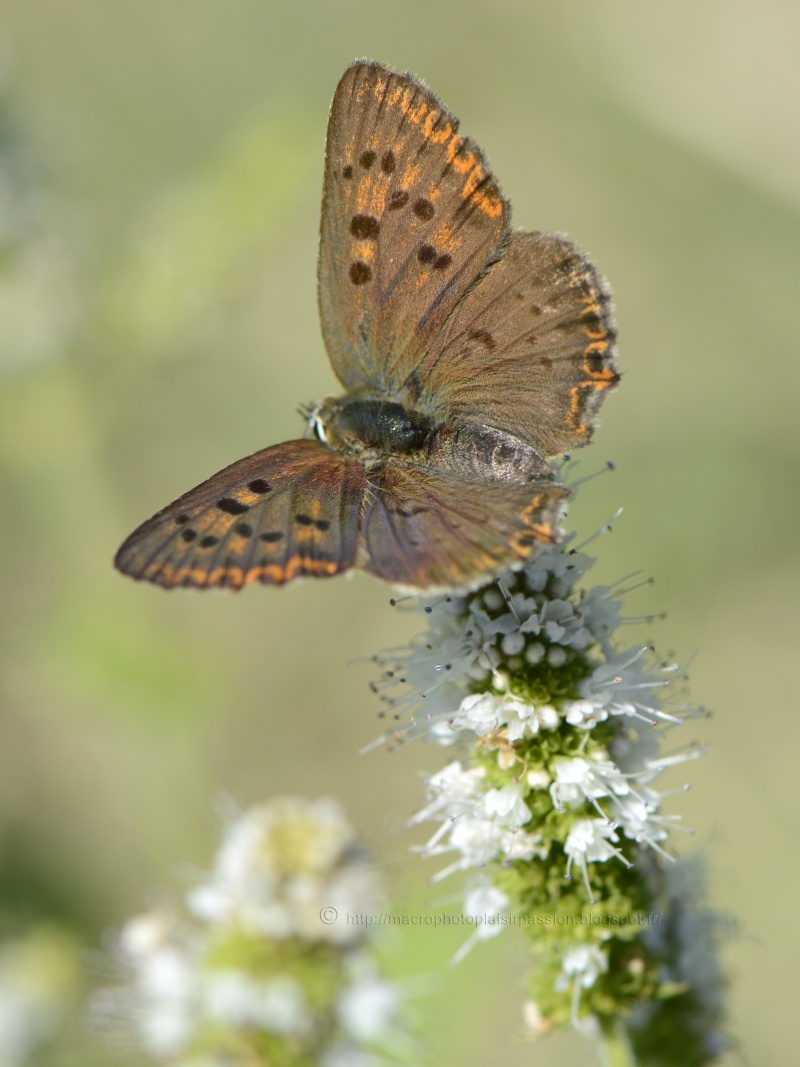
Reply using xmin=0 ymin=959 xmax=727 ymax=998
xmin=114 ymin=441 xmax=365 ymax=589
xmin=319 ymin=61 xmax=510 ymax=396
xmin=415 ymin=231 xmax=619 ymax=456
xmin=362 ymin=459 xmax=570 ymax=592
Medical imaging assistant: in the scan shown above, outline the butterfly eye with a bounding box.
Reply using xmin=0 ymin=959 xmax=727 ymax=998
xmin=301 ymin=400 xmax=329 ymax=443
xmin=312 ymin=412 xmax=328 ymax=443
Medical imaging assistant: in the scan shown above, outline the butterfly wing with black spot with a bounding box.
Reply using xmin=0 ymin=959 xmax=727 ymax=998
xmin=361 ymin=456 xmax=570 ymax=593
xmin=319 ymin=60 xmax=510 ymax=396
xmin=414 ymin=231 xmax=619 ymax=457
xmin=114 ymin=440 xmax=366 ymax=589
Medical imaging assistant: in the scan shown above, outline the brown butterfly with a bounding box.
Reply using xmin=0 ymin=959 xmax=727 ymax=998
xmin=114 ymin=60 xmax=618 ymax=594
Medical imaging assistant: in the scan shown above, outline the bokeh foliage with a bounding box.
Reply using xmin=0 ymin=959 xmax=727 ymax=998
xmin=1 ymin=2 xmax=798 ymax=1064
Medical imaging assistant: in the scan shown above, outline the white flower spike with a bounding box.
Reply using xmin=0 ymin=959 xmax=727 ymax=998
xmin=373 ymin=514 xmax=727 ymax=1062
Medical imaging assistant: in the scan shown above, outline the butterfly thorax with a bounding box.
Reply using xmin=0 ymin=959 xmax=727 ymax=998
xmin=314 ymin=396 xmax=432 ymax=457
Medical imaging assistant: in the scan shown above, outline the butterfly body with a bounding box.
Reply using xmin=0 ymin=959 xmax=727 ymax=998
xmin=314 ymin=395 xmax=547 ymax=484
xmin=115 ymin=61 xmax=618 ymax=594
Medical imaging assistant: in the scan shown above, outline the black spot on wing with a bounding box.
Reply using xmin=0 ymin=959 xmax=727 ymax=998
xmin=469 ymin=328 xmax=496 ymax=351
xmin=413 ymin=198 xmax=435 ymax=221
xmin=350 ymin=215 xmax=380 ymax=240
xmin=217 ymin=498 xmax=250 ymax=515
xmin=294 ymin=514 xmax=330 ymax=532
xmin=350 ymin=261 xmax=372 ymax=285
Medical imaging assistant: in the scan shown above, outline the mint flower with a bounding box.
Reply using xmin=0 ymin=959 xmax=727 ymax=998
xmin=373 ymin=525 xmax=727 ymax=1063
xmin=93 ymin=797 xmax=401 ymax=1067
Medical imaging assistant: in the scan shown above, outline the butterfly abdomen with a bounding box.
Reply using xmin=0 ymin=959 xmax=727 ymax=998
xmin=427 ymin=423 xmax=555 ymax=485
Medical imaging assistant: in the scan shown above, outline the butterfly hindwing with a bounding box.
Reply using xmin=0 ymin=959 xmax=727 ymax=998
xmin=414 ymin=231 xmax=619 ymax=456
xmin=362 ymin=457 xmax=570 ymax=592
xmin=114 ymin=440 xmax=366 ymax=589
xmin=319 ymin=60 xmax=510 ymax=396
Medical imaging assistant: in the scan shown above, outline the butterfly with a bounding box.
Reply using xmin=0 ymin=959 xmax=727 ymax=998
xmin=114 ymin=60 xmax=618 ymax=594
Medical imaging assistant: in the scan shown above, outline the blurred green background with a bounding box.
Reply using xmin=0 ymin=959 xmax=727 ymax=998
xmin=0 ymin=2 xmax=797 ymax=1064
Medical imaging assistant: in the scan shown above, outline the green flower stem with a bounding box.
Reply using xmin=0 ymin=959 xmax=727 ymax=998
xmin=599 ymin=1020 xmax=637 ymax=1067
